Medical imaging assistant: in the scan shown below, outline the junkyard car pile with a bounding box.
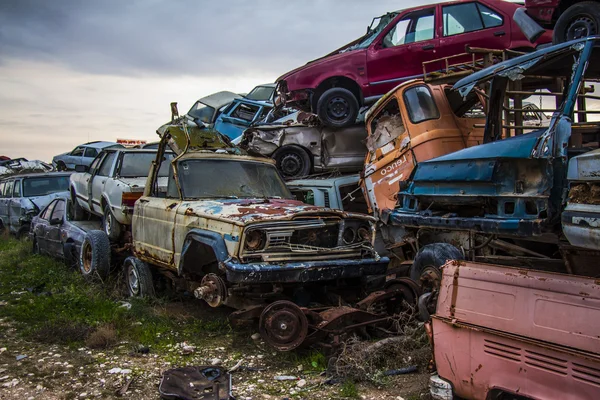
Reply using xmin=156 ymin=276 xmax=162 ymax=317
xmin=5 ymin=1 xmax=600 ymax=398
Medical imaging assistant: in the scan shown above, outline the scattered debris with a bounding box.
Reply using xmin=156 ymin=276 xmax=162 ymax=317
xmin=15 ymin=355 xmax=27 ymax=361
xmin=274 ymin=376 xmax=297 ymax=381
xmin=383 ymin=365 xmax=418 ymax=376
xmin=159 ymin=366 xmax=232 ymax=400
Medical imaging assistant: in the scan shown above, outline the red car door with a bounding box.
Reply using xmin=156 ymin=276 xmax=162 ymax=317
xmin=435 ymin=1 xmax=511 ymax=63
xmin=365 ymin=7 xmax=439 ymax=98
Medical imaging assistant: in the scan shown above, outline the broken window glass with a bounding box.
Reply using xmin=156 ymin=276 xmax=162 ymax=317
xmin=367 ymin=98 xmax=405 ymax=155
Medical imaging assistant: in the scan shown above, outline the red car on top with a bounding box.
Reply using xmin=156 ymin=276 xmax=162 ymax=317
xmin=276 ymin=0 xmax=552 ymax=128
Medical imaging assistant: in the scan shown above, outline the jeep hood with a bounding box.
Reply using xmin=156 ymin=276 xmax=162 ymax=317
xmin=179 ymin=198 xmax=371 ymax=226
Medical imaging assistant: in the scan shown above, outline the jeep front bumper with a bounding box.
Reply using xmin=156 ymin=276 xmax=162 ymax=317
xmin=223 ymin=257 xmax=389 ymax=284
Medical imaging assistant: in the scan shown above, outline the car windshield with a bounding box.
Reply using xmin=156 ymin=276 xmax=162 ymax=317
xmin=178 ymin=159 xmax=292 ymax=199
xmin=245 ymin=86 xmax=275 ymax=102
xmin=344 ymin=12 xmax=398 ymax=52
xmin=22 ymin=176 xmax=69 ymax=197
xmin=119 ymin=152 xmax=174 ymax=178
xmin=187 ymin=101 xmax=216 ymax=124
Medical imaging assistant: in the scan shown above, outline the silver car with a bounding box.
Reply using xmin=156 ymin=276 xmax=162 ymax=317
xmin=0 ymin=172 xmax=71 ymax=237
xmin=52 ymin=141 xmax=123 ymax=171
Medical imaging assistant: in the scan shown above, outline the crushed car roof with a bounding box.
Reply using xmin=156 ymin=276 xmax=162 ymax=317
xmin=197 ymin=91 xmax=241 ymax=109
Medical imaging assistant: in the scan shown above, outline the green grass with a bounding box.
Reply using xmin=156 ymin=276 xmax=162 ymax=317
xmin=339 ymin=380 xmax=359 ymax=398
xmin=0 ymin=237 xmax=231 ymax=349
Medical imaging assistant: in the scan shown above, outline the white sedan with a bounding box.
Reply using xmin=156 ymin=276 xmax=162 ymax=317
xmin=70 ymin=148 xmax=173 ymax=241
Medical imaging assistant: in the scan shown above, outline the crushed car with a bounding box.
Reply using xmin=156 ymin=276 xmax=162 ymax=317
xmin=0 ymin=158 xmax=53 ymax=177
xmin=70 ymin=148 xmax=174 ymax=241
xmin=30 ymin=197 xmax=102 ymax=268
xmin=276 ymin=0 xmax=551 ymax=128
xmin=185 ymin=91 xmax=241 ymax=129
xmin=0 ymin=172 xmax=71 ymax=237
xmin=241 ymin=111 xmax=368 ymax=179
xmin=382 ymin=37 xmax=600 ymax=284
xmin=214 ymin=97 xmax=273 ymax=140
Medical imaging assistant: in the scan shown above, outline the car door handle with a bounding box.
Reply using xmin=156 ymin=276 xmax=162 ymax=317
xmin=422 ymin=44 xmax=435 ymax=50
xmin=493 ymin=30 xmax=505 ymax=37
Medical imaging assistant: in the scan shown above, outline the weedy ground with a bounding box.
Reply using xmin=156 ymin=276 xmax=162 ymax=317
xmin=0 ymin=236 xmax=431 ymax=399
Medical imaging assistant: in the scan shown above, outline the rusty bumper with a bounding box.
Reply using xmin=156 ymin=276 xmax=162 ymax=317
xmin=223 ymin=257 xmax=389 ymax=284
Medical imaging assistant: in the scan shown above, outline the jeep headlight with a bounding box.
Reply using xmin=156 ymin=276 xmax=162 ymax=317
xmin=244 ymin=230 xmax=266 ymax=251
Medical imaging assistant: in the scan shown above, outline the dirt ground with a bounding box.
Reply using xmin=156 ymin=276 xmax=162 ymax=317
xmin=0 ymin=302 xmax=431 ymax=400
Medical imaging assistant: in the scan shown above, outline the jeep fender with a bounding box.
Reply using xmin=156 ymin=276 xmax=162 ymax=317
xmin=178 ymin=229 xmax=231 ymax=275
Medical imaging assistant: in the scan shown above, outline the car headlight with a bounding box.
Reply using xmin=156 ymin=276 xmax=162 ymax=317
xmin=244 ymin=230 xmax=266 ymax=251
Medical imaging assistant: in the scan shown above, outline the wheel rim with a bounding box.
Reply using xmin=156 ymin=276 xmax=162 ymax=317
xmin=259 ymin=301 xmax=308 ymax=351
xmin=279 ymin=153 xmax=303 ymax=177
xmin=104 ymin=213 xmax=113 ymax=236
xmin=566 ymin=16 xmax=597 ymax=40
xmin=327 ymin=96 xmax=350 ymax=122
xmin=82 ymin=241 xmax=93 ymax=273
xmin=419 ymin=266 xmax=442 ymax=293
xmin=128 ymin=264 xmax=140 ymax=296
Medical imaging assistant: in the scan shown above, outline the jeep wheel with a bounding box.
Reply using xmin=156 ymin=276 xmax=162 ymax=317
xmin=553 ymin=2 xmax=600 ymax=44
xmin=410 ymin=243 xmax=463 ymax=292
xmin=71 ymin=190 xmax=87 ymax=221
xmin=316 ymin=87 xmax=359 ymax=128
xmin=79 ymin=230 xmax=111 ymax=280
xmin=56 ymin=161 xmax=68 ymax=171
xmin=124 ymin=257 xmax=155 ymax=298
xmin=102 ymin=205 xmax=122 ymax=242
xmin=273 ymin=145 xmax=312 ymax=179
xmin=63 ymin=242 xmax=78 ymax=269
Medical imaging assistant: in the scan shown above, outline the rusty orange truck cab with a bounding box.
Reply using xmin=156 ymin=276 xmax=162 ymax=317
xmin=361 ymin=80 xmax=486 ymax=218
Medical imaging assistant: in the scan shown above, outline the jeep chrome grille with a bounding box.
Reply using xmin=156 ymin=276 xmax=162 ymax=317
xmin=241 ymin=218 xmax=374 ymax=262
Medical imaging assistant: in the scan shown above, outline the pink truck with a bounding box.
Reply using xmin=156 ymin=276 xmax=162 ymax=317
xmin=428 ymin=261 xmax=600 ymax=399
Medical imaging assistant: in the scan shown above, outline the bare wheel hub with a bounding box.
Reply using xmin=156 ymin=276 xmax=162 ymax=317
xmin=194 ymin=273 xmax=227 ymax=307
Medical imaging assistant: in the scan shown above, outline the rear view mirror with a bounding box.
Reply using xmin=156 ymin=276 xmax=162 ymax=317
xmin=74 ymin=165 xmax=88 ymax=173
xmin=50 ymin=217 xmax=62 ymax=225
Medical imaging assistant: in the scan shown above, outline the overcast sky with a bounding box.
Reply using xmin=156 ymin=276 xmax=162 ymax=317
xmin=0 ymin=0 xmax=435 ymax=161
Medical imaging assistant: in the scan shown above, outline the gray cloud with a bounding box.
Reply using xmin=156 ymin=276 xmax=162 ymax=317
xmin=0 ymin=0 xmax=427 ymax=79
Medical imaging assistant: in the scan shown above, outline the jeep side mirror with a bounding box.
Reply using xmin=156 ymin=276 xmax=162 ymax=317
xmin=74 ymin=165 xmax=88 ymax=173
xmin=50 ymin=217 xmax=62 ymax=225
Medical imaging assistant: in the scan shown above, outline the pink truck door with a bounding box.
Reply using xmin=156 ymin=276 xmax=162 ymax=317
xmin=366 ymin=8 xmax=439 ymax=97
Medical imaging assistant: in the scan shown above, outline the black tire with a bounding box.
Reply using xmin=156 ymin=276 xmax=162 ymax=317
xmin=316 ymin=87 xmax=359 ymax=128
xmin=102 ymin=204 xmax=122 ymax=242
xmin=63 ymin=242 xmax=77 ymax=269
xmin=273 ymin=145 xmax=312 ymax=179
xmin=16 ymin=225 xmax=30 ymax=240
xmin=124 ymin=257 xmax=155 ymax=298
xmin=79 ymin=230 xmax=111 ymax=279
xmin=71 ymin=190 xmax=87 ymax=221
xmin=56 ymin=161 xmax=67 ymax=171
xmin=32 ymin=236 xmax=40 ymax=254
xmin=553 ymin=2 xmax=600 ymax=44
xmin=410 ymin=243 xmax=463 ymax=291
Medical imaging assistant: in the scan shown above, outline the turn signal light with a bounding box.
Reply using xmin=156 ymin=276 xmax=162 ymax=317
xmin=122 ymin=192 xmax=143 ymax=207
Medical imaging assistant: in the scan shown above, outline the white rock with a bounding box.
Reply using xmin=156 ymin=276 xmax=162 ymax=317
xmin=210 ymin=358 xmax=222 ymax=366
xmin=251 ymin=333 xmax=261 ymax=340
xmin=80 ymin=393 xmax=87 ymax=398
xmin=108 ymin=368 xmax=122 ymax=374
xmin=0 ymin=375 xmax=9 ymax=381
xmin=2 ymin=378 xmax=19 ymax=388
xmin=121 ymin=369 xmax=132 ymax=374
xmin=297 ymin=379 xmax=307 ymax=388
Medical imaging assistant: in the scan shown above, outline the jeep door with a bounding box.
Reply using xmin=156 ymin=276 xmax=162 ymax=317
xmin=133 ymin=163 xmax=180 ymax=268
xmin=90 ymin=151 xmax=116 ymax=214
xmin=366 ymin=7 xmax=438 ymax=95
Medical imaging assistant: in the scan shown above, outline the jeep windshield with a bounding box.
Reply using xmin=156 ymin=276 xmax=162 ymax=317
xmin=22 ymin=176 xmax=69 ymax=197
xmin=187 ymin=101 xmax=215 ymax=124
xmin=343 ymin=12 xmax=398 ymax=52
xmin=177 ymin=159 xmax=292 ymax=200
